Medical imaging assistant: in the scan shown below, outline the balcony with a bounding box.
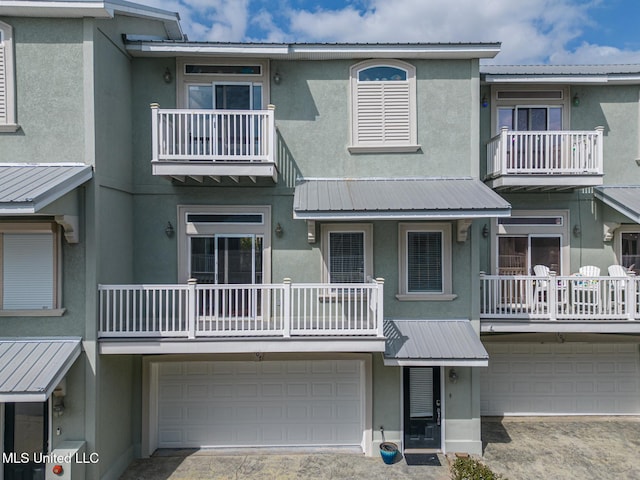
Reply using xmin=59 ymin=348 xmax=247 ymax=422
xmin=98 ymin=280 xmax=385 ymax=354
xmin=480 ymin=273 xmax=640 ymax=333
xmin=485 ymin=127 xmax=604 ymax=191
xmin=150 ymin=104 xmax=277 ymax=183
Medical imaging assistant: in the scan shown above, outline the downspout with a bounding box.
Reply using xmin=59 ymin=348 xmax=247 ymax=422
xmin=636 ymin=87 xmax=640 ymax=165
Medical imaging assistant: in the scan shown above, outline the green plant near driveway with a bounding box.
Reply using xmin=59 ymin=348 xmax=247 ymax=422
xmin=451 ymin=456 xmax=506 ymax=480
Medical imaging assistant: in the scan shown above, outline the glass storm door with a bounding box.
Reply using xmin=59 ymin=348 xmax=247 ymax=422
xmin=3 ymin=403 xmax=47 ymax=480
xmin=403 ymin=367 xmax=441 ymax=449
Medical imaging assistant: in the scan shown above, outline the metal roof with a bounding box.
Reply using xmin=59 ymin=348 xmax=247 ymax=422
xmin=384 ymin=319 xmax=488 ymax=367
xmin=594 ymin=186 xmax=640 ymax=224
xmin=481 ymin=64 xmax=640 ymax=85
xmin=0 ymin=338 xmax=82 ymax=402
xmin=124 ymin=41 xmax=501 ymax=60
xmin=293 ymin=177 xmax=511 ymax=220
xmin=0 ymin=163 xmax=93 ymax=214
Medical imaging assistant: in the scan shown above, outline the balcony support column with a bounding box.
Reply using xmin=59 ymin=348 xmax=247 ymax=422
xmin=628 ymin=277 xmax=637 ymax=321
xmin=151 ymin=103 xmax=160 ymax=163
xmin=549 ymin=272 xmax=557 ymax=321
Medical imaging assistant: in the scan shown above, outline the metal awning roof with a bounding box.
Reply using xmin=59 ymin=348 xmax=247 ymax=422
xmin=594 ymin=186 xmax=640 ymax=224
xmin=0 ymin=338 xmax=82 ymax=402
xmin=384 ymin=319 xmax=488 ymax=367
xmin=293 ymin=177 xmax=511 ymax=220
xmin=0 ymin=163 xmax=93 ymax=214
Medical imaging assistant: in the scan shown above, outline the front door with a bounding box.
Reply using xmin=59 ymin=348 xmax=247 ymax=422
xmin=403 ymin=367 xmax=441 ymax=449
xmin=3 ymin=402 xmax=47 ymax=480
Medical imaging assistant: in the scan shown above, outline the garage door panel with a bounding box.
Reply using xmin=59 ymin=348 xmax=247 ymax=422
xmin=481 ymin=343 xmax=640 ymax=415
xmin=156 ymin=360 xmax=363 ymax=448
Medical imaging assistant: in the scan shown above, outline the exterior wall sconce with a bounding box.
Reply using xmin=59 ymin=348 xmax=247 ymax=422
xmin=165 ymin=222 xmax=175 ymax=238
xmin=273 ymin=72 xmax=282 ymax=85
xmin=481 ymin=95 xmax=488 ymax=108
xmin=448 ymin=368 xmax=458 ymax=383
xmin=482 ymin=224 xmax=489 ymax=238
xmin=275 ymin=223 xmax=283 ymax=237
xmin=163 ymin=68 xmax=173 ymax=84
xmin=53 ymin=385 xmax=65 ymax=416
xmin=572 ymin=93 xmax=580 ymax=107
xmin=573 ymin=224 xmax=581 ymax=237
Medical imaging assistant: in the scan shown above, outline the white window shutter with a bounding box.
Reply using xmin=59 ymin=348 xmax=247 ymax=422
xmin=3 ymin=233 xmax=54 ymax=309
xmin=0 ymin=42 xmax=6 ymax=124
xmin=355 ymin=81 xmax=410 ymax=145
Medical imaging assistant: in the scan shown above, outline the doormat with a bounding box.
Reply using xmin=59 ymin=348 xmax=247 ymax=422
xmin=404 ymin=453 xmax=441 ymax=466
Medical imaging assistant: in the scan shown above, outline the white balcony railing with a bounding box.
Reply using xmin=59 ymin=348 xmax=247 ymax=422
xmin=486 ymin=127 xmax=604 ymax=178
xmin=98 ymin=279 xmax=385 ymax=339
xmin=480 ymin=273 xmax=640 ymax=321
xmin=151 ymin=104 xmax=276 ymax=163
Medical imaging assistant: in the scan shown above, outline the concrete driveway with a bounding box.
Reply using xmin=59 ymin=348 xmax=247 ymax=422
xmin=119 ymin=418 xmax=640 ymax=480
xmin=482 ymin=417 xmax=640 ymax=480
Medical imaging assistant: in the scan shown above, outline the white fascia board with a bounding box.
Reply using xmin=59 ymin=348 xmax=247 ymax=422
xmin=127 ymin=43 xmax=290 ymax=56
xmin=0 ymin=1 xmax=114 ymax=17
xmin=293 ymin=209 xmax=512 ymax=221
xmin=383 ymin=358 xmax=489 ymax=367
xmin=484 ymin=75 xmax=611 ymax=84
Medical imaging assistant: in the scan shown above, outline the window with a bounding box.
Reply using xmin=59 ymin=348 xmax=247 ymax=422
xmin=177 ymin=206 xmax=271 ymax=284
xmin=397 ymin=223 xmax=454 ymax=301
xmin=349 ymin=59 xmax=418 ymax=153
xmin=0 ymin=223 xmax=62 ymax=313
xmin=0 ymin=21 xmax=17 ymax=132
xmin=321 ymin=224 xmax=373 ymax=284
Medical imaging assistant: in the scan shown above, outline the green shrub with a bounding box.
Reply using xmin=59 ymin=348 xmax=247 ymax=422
xmin=450 ymin=456 xmax=505 ymax=480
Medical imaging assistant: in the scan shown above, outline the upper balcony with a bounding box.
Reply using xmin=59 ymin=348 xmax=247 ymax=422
xmin=150 ymin=104 xmax=277 ymax=183
xmin=480 ymin=273 xmax=640 ymax=333
xmin=97 ymin=279 xmax=385 ymax=354
xmin=485 ymin=127 xmax=604 ymax=191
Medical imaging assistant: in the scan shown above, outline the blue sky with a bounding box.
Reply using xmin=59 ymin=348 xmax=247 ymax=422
xmin=140 ymin=0 xmax=640 ymax=64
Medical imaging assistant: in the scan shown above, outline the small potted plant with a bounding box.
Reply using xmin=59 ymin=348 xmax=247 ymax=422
xmin=379 ymin=442 xmax=398 ymax=464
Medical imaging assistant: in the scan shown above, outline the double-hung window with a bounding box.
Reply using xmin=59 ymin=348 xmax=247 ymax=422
xmin=397 ymin=223 xmax=454 ymax=301
xmin=349 ymin=59 xmax=418 ymax=153
xmin=0 ymin=223 xmax=61 ymax=313
xmin=0 ymin=21 xmax=17 ymax=132
xmin=322 ymin=224 xmax=373 ymax=284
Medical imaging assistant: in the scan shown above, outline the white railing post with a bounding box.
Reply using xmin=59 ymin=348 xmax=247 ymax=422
xmin=267 ymin=104 xmax=276 ymax=164
xmin=628 ymin=277 xmax=637 ymax=321
xmin=150 ymin=103 xmax=160 ymax=162
xmin=595 ymin=126 xmax=605 ymax=174
xmin=376 ymin=278 xmax=385 ymax=337
xmin=549 ymin=272 xmax=557 ymax=320
xmin=187 ymin=278 xmax=197 ymax=339
xmin=283 ymin=278 xmax=291 ymax=338
xmin=500 ymin=127 xmax=509 ymax=174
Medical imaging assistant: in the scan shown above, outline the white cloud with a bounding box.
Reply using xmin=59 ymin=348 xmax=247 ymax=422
xmin=135 ymin=0 xmax=640 ymax=65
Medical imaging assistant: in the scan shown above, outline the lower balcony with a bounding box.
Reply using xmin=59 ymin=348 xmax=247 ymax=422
xmin=485 ymin=128 xmax=604 ymax=191
xmin=480 ymin=274 xmax=640 ymax=333
xmin=98 ymin=280 xmax=385 ymax=354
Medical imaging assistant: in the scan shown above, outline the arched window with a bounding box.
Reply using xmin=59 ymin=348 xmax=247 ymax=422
xmin=349 ymin=59 xmax=417 ymax=152
xmin=0 ymin=20 xmax=17 ymax=132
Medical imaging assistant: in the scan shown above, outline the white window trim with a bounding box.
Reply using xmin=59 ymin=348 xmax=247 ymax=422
xmin=614 ymin=225 xmax=640 ymax=268
xmin=176 ymin=57 xmax=269 ymax=109
xmin=321 ymin=224 xmax=373 ymax=284
xmin=0 ymin=222 xmax=64 ymax=315
xmin=490 ymin=85 xmax=570 ymax=136
xmin=348 ymin=59 xmax=419 ymax=153
xmin=0 ymin=21 xmax=18 ymax=132
xmin=177 ymin=205 xmax=271 ymax=284
xmin=397 ymin=223 xmax=454 ymax=301
xmin=491 ymin=209 xmax=570 ymax=275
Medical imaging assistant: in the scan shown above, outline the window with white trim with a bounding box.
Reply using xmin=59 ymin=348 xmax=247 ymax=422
xmin=0 ymin=21 xmax=17 ymax=132
xmin=349 ymin=59 xmax=418 ymax=153
xmin=0 ymin=223 xmax=61 ymax=312
xmin=616 ymin=227 xmax=640 ymax=276
xmin=397 ymin=223 xmax=454 ymax=301
xmin=321 ymin=224 xmax=373 ymax=284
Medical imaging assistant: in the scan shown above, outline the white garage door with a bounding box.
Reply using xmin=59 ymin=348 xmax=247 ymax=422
xmin=480 ymin=343 xmax=640 ymax=415
xmin=155 ymin=360 xmax=363 ymax=448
